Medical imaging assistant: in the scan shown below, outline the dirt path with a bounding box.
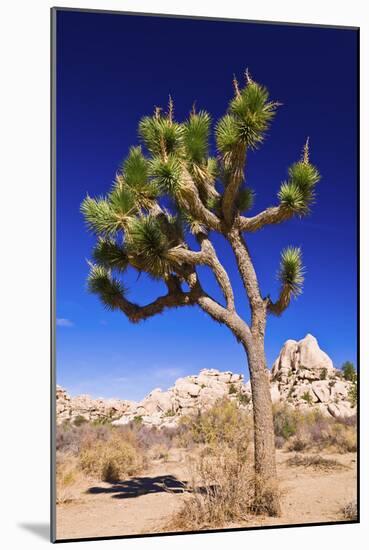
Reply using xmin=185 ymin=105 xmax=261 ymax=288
xmin=56 ymin=450 xmax=356 ymax=540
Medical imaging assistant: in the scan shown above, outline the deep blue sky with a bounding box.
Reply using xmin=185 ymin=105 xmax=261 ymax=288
xmin=56 ymin=10 xmax=358 ymax=400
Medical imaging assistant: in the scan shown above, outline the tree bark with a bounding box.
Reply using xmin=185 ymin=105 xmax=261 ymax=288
xmin=244 ymin=335 xmax=281 ymax=516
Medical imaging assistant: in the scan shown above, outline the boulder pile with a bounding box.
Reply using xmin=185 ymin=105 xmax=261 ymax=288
xmin=56 ymin=386 xmax=132 ymax=424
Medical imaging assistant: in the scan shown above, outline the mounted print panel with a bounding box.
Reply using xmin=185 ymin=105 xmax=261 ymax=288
xmin=51 ymin=8 xmax=359 ymax=542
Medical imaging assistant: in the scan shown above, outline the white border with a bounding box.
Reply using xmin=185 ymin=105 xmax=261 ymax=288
xmin=1 ymin=1 xmax=367 ymax=548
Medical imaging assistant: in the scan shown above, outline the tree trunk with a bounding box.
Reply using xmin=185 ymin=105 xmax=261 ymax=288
xmin=244 ymin=337 xmax=281 ymax=516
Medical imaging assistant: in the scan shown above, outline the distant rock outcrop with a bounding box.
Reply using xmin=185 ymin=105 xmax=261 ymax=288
xmin=56 ymin=386 xmax=132 ymax=425
xmin=269 ymin=334 xmax=355 ymax=419
xmin=112 ymin=369 xmax=251 ymax=428
xmin=56 ymin=334 xmax=356 ymax=427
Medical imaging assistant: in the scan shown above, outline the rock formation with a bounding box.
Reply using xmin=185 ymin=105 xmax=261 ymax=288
xmin=56 ymin=386 xmax=132 ymax=424
xmin=269 ymin=334 xmax=355 ymax=419
xmin=56 ymin=334 xmax=356 ymax=427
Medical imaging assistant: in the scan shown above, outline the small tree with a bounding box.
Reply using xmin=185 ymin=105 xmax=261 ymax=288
xmin=342 ymin=361 xmax=356 ymax=382
xmin=81 ymin=72 xmax=321 ymax=515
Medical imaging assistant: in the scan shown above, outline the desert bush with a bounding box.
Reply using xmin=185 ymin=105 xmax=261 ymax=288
xmin=168 ymin=445 xmax=254 ymax=530
xmin=341 ymin=361 xmax=356 ymax=382
xmin=73 ymin=415 xmax=88 ymax=427
xmin=273 ymin=405 xmax=357 ymax=453
xmin=118 ymin=422 xmax=176 ymax=452
xmin=349 ymin=382 xmax=357 ymax=407
xmin=286 ymin=454 xmax=345 ymax=471
xmin=179 ymin=398 xmax=252 ymax=459
xmin=238 ymin=392 xmax=251 ymax=406
xmin=288 ymin=437 xmax=308 ymax=452
xmin=56 ymin=422 xmax=112 ymax=454
xmin=301 ymin=391 xmax=313 ymax=404
xmin=341 ymin=500 xmax=357 ymax=520
xmin=273 ymin=404 xmax=299 ymax=440
xmin=320 ymin=368 xmax=327 ymax=380
xmin=79 ymin=433 xmax=144 ymax=482
xmin=327 ymin=423 xmax=357 ymax=453
xmin=56 ymin=453 xmax=81 ymax=504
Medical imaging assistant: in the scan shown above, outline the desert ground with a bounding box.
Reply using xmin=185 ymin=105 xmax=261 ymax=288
xmin=56 ymin=407 xmax=357 ymax=540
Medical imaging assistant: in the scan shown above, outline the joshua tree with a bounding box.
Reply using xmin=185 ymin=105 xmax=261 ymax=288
xmin=81 ymin=72 xmax=320 ymax=515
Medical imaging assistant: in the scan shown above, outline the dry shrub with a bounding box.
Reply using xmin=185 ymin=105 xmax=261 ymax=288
xmin=327 ymin=423 xmax=357 ymax=453
xmin=56 ymin=422 xmax=112 ymax=454
xmin=168 ymin=445 xmax=254 ymax=530
xmin=286 ymin=453 xmax=346 ymax=471
xmin=341 ymin=500 xmax=357 ymax=520
xmin=168 ymin=400 xmax=280 ymax=530
xmin=119 ymin=423 xmax=175 ymax=452
xmin=179 ymin=397 xmax=252 ymax=458
xmin=79 ymin=433 xmax=144 ymax=482
xmin=56 ymin=453 xmax=82 ymax=504
xmin=273 ymin=404 xmax=357 ymax=453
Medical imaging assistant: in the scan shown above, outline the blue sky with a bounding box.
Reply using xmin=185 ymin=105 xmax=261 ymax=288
xmin=56 ymin=10 xmax=358 ymax=401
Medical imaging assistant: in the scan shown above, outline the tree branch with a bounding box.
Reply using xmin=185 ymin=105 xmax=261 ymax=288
xmin=266 ymin=288 xmax=291 ymax=317
xmin=221 ymin=146 xmax=246 ymax=225
xmin=196 ymin=234 xmax=235 ymax=311
xmin=166 ymin=236 xmax=235 ymax=311
xmin=228 ymin=229 xmax=263 ymax=312
xmin=178 ymin=166 xmax=221 ymax=231
xmin=185 ymin=268 xmax=251 ymax=344
xmin=238 ymin=205 xmax=293 ymax=232
xmin=115 ymin=286 xmax=200 ymax=323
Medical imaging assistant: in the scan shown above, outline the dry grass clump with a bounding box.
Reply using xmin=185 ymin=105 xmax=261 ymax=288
xmin=79 ymin=433 xmax=144 ymax=482
xmin=273 ymin=404 xmax=357 ymax=453
xmin=340 ymin=500 xmax=357 ymax=520
xmin=286 ymin=453 xmax=346 ymax=471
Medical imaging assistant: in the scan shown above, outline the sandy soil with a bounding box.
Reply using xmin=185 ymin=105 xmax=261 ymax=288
xmin=56 ymin=449 xmax=357 ymax=540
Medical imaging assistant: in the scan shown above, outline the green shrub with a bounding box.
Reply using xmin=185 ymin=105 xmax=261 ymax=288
xmin=238 ymin=392 xmax=251 ymax=405
xmin=301 ymin=391 xmax=313 ymax=404
xmin=273 ymin=405 xmax=299 ymax=440
xmin=228 ymin=383 xmax=237 ymax=395
xmin=349 ymin=382 xmax=357 ymax=407
xmin=342 ymin=361 xmax=356 ymax=382
xmin=320 ymin=368 xmax=327 ymax=380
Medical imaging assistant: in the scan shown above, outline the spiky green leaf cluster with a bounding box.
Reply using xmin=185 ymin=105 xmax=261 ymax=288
xmin=216 ymin=114 xmax=239 ymax=155
xmin=229 ymin=82 xmax=278 ymax=149
xmin=87 ymin=264 xmax=124 ymax=310
xmin=278 ymin=160 xmax=321 ymax=214
xmin=81 ymin=196 xmax=121 ymax=235
xmin=138 ymin=116 xmax=183 ymax=156
xmin=123 ymin=146 xmax=148 ymax=188
xmin=216 ymin=81 xmax=278 ymax=155
xmin=278 ymin=246 xmax=304 ymax=296
xmin=183 ymin=111 xmax=211 ymax=164
xmin=149 ymin=155 xmax=182 ymax=195
xmin=236 ymin=187 xmax=255 ymax=212
xmin=125 ymin=215 xmax=177 ymax=277
xmin=92 ymin=238 xmax=128 ymax=271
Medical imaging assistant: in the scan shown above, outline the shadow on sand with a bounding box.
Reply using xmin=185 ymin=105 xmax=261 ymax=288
xmin=87 ymin=474 xmax=189 ymax=499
